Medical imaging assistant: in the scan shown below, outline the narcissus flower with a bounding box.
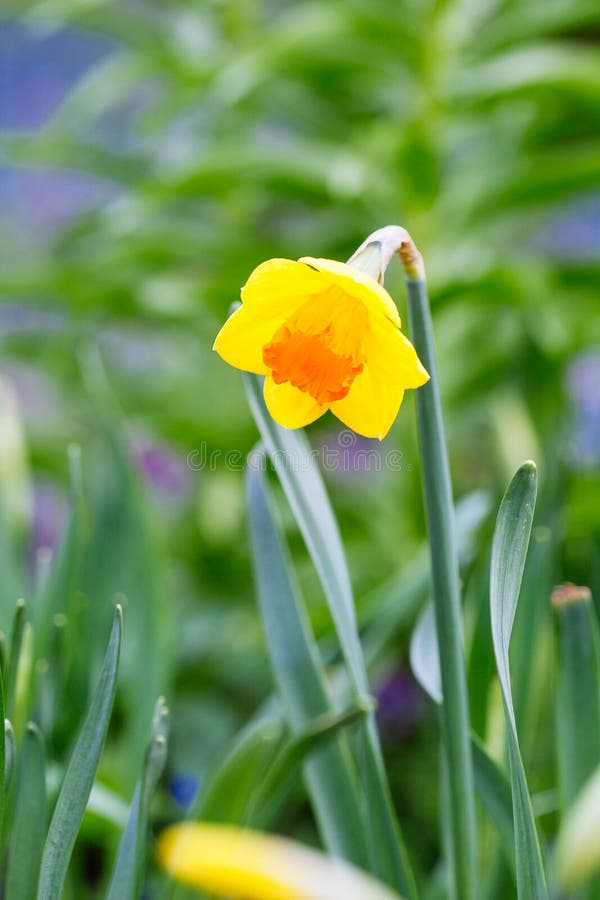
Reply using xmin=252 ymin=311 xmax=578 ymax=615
xmin=157 ymin=822 xmax=402 ymax=900
xmin=213 ymin=257 xmax=429 ymax=439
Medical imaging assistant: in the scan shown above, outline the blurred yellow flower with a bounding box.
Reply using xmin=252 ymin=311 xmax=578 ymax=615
xmin=157 ymin=822 xmax=403 ymax=900
xmin=213 ymin=257 xmax=429 ymax=439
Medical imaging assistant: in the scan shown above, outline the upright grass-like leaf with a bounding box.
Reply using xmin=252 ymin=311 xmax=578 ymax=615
xmin=5 ymin=600 xmax=34 ymax=741
xmin=80 ymin=420 xmax=169 ymax=790
xmin=0 ymin=712 xmax=15 ymax=861
xmin=510 ymin=526 xmax=554 ymax=741
xmin=34 ymin=444 xmax=84 ymax=654
xmin=244 ymin=388 xmax=417 ymax=898
xmin=0 ymin=671 xmax=5 ymax=837
xmin=4 ymin=719 xmax=14 ymax=791
xmin=199 ymin=714 xmax=286 ymax=824
xmin=199 ymin=699 xmax=372 ymax=836
xmin=75 ymin=351 xmax=171 ymax=787
xmin=410 ymin=603 xmax=515 ymax=873
xmin=0 ymin=503 xmax=26 ymax=627
xmin=33 ymin=446 xmax=86 ymax=747
xmin=244 ymin=377 xmax=365 ymax=684
xmin=106 ymin=697 xmax=169 ymax=900
xmin=248 ymin=699 xmax=376 ymax=829
xmin=470 ymin=736 xmax=515 ymax=873
xmin=552 ymin=584 xmax=600 ymax=815
xmin=246 ymin=461 xmax=370 ymax=869
xmin=490 ymin=462 xmax=547 ymax=900
xmin=6 ymin=599 xmax=26 ymax=720
xmin=199 ymin=709 xmax=286 ymax=824
xmin=405 ymin=266 xmax=477 ymax=900
xmin=37 ymin=605 xmax=122 ymax=900
xmin=6 ymin=723 xmax=46 ymax=900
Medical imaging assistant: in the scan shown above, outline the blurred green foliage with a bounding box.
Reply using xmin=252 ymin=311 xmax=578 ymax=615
xmin=0 ymin=0 xmax=598 ymax=896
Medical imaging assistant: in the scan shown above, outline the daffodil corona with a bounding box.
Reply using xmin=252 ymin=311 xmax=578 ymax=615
xmin=213 ymin=256 xmax=429 ymax=439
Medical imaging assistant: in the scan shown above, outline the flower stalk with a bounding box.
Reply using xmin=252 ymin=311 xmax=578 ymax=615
xmin=351 ymin=227 xmax=477 ymax=900
xmin=405 ymin=248 xmax=476 ymax=900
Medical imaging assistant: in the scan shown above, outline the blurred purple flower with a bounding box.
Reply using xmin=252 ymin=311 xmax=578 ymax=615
xmin=0 ymin=22 xmax=116 ymax=233
xmin=1 ymin=362 xmax=62 ymax=427
xmin=100 ymin=328 xmax=161 ymax=377
xmin=130 ymin=433 xmax=193 ymax=503
xmin=565 ymin=349 xmax=600 ymax=468
xmin=2 ymin=167 xmax=115 ymax=233
xmin=315 ymin=428 xmax=383 ymax=482
xmin=29 ymin=480 xmax=68 ymax=573
xmin=0 ymin=305 xmax=63 ymax=336
xmin=169 ymin=772 xmax=201 ymax=809
xmin=0 ymin=22 xmax=111 ymax=130
xmin=375 ymin=667 xmax=424 ymax=744
xmin=537 ymin=195 xmax=600 ymax=261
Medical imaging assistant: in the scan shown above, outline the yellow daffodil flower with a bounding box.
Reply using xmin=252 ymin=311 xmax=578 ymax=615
xmin=157 ymin=822 xmax=403 ymax=900
xmin=213 ymin=257 xmax=429 ymax=439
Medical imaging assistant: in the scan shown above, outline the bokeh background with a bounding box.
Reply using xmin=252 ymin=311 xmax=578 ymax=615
xmin=0 ymin=0 xmax=599 ymax=895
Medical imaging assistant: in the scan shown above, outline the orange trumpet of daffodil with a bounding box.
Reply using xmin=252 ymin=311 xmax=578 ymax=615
xmin=213 ymin=254 xmax=429 ymax=440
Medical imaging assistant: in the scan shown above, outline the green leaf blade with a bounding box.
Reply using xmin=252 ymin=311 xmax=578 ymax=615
xmin=0 ymin=671 xmax=5 ymax=836
xmin=244 ymin=378 xmax=417 ymax=898
xmin=244 ymin=375 xmax=363 ymax=687
xmin=106 ymin=697 xmax=169 ymax=900
xmin=6 ymin=723 xmax=47 ymax=900
xmin=489 ymin=462 xmax=547 ymax=900
xmin=410 ymin=603 xmax=515 ymax=872
xmin=246 ymin=461 xmax=370 ymax=869
xmin=198 ymin=713 xmax=286 ymax=825
xmin=37 ymin=605 xmax=122 ymax=900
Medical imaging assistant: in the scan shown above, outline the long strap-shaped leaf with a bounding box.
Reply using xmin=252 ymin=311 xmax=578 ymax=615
xmin=0 ymin=670 xmax=5 ymax=839
xmin=244 ymin=375 xmax=417 ymax=898
xmin=490 ymin=462 xmax=547 ymax=900
xmin=410 ymin=603 xmax=515 ymax=873
xmin=106 ymin=696 xmax=169 ymax=900
xmin=246 ymin=462 xmax=370 ymax=869
xmin=245 ymin=376 xmax=362 ymax=681
xmin=6 ymin=723 xmax=46 ymax=900
xmin=198 ymin=713 xmax=286 ymax=824
xmin=37 ymin=605 xmax=122 ymax=900
xmin=247 ymin=701 xmax=375 ymax=828
xmin=6 ymin=600 xmax=26 ymax=723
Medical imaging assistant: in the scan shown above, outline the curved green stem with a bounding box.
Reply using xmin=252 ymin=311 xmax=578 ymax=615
xmin=405 ymin=272 xmax=476 ymax=900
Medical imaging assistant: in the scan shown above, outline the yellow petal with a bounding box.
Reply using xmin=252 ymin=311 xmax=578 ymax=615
xmin=300 ymin=257 xmax=402 ymax=328
xmin=157 ymin=823 xmax=301 ymax=900
xmin=329 ymin=319 xmax=428 ymax=439
xmin=213 ymin=305 xmax=279 ymax=374
xmin=330 ymin=370 xmax=405 ymax=440
xmin=214 ymin=259 xmax=332 ymax=372
xmin=264 ymin=376 xmax=326 ymax=429
xmin=367 ymin=317 xmax=430 ymax=389
xmin=156 ymin=822 xmax=404 ymax=900
xmin=241 ymin=258 xmax=326 ymax=314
